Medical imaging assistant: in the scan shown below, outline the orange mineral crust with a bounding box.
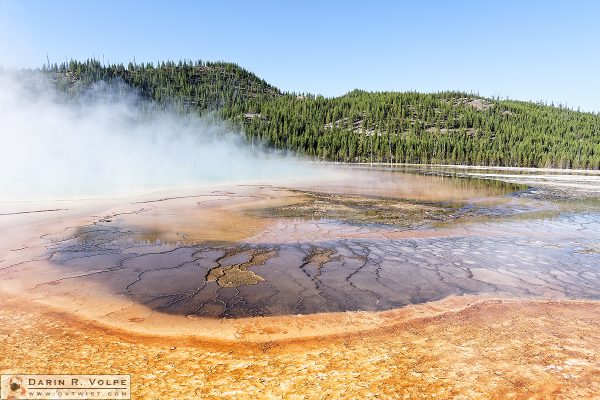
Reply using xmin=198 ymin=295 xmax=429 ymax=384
xmin=0 ymin=295 xmax=599 ymax=399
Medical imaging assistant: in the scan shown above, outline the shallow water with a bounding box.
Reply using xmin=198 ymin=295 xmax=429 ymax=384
xmin=6 ymin=165 xmax=594 ymax=319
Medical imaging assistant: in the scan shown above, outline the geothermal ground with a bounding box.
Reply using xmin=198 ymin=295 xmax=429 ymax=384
xmin=1 ymin=165 xmax=599 ymax=399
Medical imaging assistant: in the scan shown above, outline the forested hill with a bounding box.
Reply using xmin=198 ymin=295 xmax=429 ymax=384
xmin=45 ymin=59 xmax=600 ymax=169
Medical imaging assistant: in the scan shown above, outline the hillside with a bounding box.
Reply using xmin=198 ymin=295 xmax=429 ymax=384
xmin=45 ymin=59 xmax=600 ymax=169
xmin=48 ymin=59 xmax=280 ymax=111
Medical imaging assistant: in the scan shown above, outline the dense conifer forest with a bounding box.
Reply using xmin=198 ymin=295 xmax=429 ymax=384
xmin=43 ymin=59 xmax=600 ymax=169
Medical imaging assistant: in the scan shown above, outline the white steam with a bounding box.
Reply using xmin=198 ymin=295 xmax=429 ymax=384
xmin=0 ymin=72 xmax=314 ymax=200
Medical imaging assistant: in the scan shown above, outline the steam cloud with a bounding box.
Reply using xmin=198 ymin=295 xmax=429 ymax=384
xmin=0 ymin=72 xmax=315 ymax=200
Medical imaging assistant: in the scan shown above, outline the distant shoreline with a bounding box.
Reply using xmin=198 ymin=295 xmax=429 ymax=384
xmin=313 ymin=161 xmax=600 ymax=175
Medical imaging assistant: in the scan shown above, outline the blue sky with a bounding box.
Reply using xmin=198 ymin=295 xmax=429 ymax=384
xmin=1 ymin=0 xmax=598 ymax=111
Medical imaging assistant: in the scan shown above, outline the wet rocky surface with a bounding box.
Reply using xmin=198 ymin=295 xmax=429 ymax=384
xmin=250 ymin=191 xmax=457 ymax=227
xmin=34 ymin=207 xmax=600 ymax=318
xmin=3 ymin=167 xmax=599 ymax=320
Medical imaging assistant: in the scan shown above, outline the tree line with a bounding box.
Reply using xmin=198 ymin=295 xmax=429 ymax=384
xmin=44 ymin=59 xmax=600 ymax=169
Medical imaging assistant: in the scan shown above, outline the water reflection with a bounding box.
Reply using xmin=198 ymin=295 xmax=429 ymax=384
xmin=40 ymin=164 xmax=600 ymax=319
